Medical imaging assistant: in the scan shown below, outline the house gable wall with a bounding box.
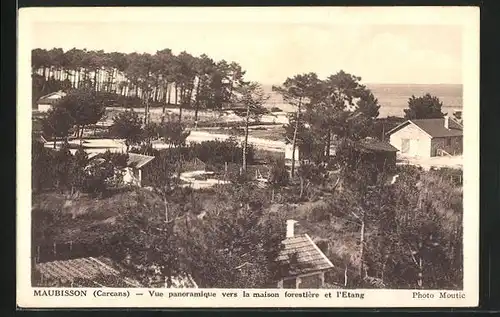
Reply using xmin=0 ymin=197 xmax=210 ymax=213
xmin=389 ymin=124 xmax=432 ymax=158
xmin=122 ymin=167 xmax=141 ymax=187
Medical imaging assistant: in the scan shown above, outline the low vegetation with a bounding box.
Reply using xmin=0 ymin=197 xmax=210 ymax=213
xmin=32 ymin=52 xmax=463 ymax=289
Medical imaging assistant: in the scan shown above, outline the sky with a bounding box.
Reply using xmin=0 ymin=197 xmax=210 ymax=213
xmin=27 ymin=9 xmax=464 ymax=86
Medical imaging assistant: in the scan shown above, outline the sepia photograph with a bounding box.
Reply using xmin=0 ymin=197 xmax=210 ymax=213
xmin=17 ymin=6 xmax=479 ymax=308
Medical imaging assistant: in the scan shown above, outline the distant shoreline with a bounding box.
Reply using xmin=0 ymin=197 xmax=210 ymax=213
xmin=261 ymin=82 xmax=463 ymax=88
xmin=261 ymin=82 xmax=463 ymax=118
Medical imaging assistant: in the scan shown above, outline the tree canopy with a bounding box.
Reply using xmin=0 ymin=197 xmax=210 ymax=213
xmin=109 ymin=110 xmax=144 ymax=152
xmin=55 ymin=88 xmax=106 ymax=142
xmin=32 ymin=47 xmax=246 ymax=118
xmin=41 ymin=106 xmax=74 ymax=148
xmin=274 ymin=70 xmax=381 ymax=166
xmin=403 ymin=93 xmax=446 ymax=119
xmin=233 ymin=81 xmax=269 ymax=171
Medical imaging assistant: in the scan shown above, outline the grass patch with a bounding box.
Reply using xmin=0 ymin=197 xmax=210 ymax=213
xmin=32 ymin=189 xmax=162 ymax=244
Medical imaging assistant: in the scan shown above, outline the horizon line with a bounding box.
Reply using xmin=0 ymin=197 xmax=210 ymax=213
xmin=260 ymin=82 xmax=463 ymax=87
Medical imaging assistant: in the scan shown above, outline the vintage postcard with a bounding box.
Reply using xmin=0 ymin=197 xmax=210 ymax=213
xmin=17 ymin=6 xmax=479 ymax=308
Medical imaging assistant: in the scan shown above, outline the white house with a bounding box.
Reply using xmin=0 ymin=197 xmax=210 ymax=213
xmin=386 ymin=117 xmax=463 ymax=158
xmin=36 ymin=91 xmax=67 ymax=112
xmin=122 ymin=153 xmax=155 ymax=187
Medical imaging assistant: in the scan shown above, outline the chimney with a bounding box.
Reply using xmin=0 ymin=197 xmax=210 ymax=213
xmin=444 ymin=115 xmax=450 ymax=129
xmin=286 ymin=219 xmax=298 ymax=238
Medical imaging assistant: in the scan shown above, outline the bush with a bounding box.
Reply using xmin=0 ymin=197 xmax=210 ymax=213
xmin=430 ymin=167 xmax=463 ymax=185
xmin=97 ymin=92 xmax=143 ymax=108
xmin=308 ymin=204 xmax=331 ymax=223
xmin=189 ymin=140 xmax=255 ymax=166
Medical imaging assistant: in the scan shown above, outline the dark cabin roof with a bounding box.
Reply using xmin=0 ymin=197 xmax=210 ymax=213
xmin=276 ymin=234 xmax=334 ymax=277
xmin=387 ymin=118 xmax=463 ymax=138
xmin=37 ymin=91 xmax=66 ymax=105
xmin=35 ymin=257 xmax=143 ymax=287
xmin=356 ymin=138 xmax=398 ymax=153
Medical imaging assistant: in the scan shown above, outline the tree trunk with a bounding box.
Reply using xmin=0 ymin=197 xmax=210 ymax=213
xmin=188 ymin=85 xmax=195 ymax=108
xmin=167 ymin=83 xmax=172 ymax=105
xmin=93 ymin=70 xmax=98 ymax=90
xmin=381 ymin=257 xmax=387 ymax=283
xmin=164 ymin=196 xmax=169 ymax=223
xmin=180 ymin=85 xmax=185 ymax=108
xmin=417 ymin=241 xmax=423 ymax=289
xmin=299 ymin=177 xmax=304 ymax=198
xmin=325 ymin=129 xmax=331 ymax=161
xmin=194 ymin=77 xmax=202 ymax=129
xmin=177 ymin=145 xmax=183 ymax=178
xmin=163 ymin=83 xmax=168 ymax=103
xmin=161 ymin=86 xmax=167 ymax=124
xmin=290 ymin=98 xmax=302 ymax=177
xmin=178 ymin=84 xmax=184 ymax=124
xmin=359 ymin=215 xmax=365 ymax=279
xmin=109 ymin=69 xmax=115 ymax=92
xmin=79 ymin=125 xmax=85 ymax=145
xmin=344 ymin=266 xmax=348 ymax=287
xmin=174 ymin=83 xmax=178 ymax=106
xmin=144 ymin=90 xmax=150 ymax=125
xmin=242 ymin=102 xmax=251 ymax=172
xmin=229 ymin=79 xmax=234 ymax=105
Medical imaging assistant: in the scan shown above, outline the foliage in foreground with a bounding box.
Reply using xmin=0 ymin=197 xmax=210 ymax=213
xmin=33 ymin=133 xmax=463 ymax=290
xmin=32 ymin=140 xmax=128 ymax=195
xmin=107 ymin=184 xmax=285 ymax=288
xmin=293 ymin=165 xmax=463 ymax=289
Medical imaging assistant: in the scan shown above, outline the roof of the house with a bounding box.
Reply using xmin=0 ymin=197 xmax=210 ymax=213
xmin=356 ymin=138 xmax=399 ymax=153
xmin=35 ymin=257 xmax=143 ymax=287
xmin=127 ymin=153 xmax=155 ymax=169
xmin=184 ymin=157 xmax=206 ymax=166
xmin=149 ymin=274 xmax=199 ymax=288
xmin=277 ymin=234 xmax=334 ymax=277
xmin=386 ymin=118 xmax=463 ymax=138
xmin=37 ymin=91 xmax=67 ymax=105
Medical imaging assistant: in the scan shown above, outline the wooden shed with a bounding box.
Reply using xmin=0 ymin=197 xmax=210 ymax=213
xmin=276 ymin=220 xmax=334 ymax=289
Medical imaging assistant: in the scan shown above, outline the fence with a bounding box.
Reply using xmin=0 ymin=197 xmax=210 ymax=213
xmin=439 ymin=174 xmax=463 ymax=185
xmin=34 ymin=241 xmax=109 ymax=264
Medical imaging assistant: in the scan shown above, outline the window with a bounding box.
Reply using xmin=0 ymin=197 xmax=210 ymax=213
xmin=401 ymin=139 xmax=410 ymax=153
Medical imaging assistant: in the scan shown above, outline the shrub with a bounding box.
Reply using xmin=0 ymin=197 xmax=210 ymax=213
xmin=308 ymin=204 xmax=331 ymax=223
